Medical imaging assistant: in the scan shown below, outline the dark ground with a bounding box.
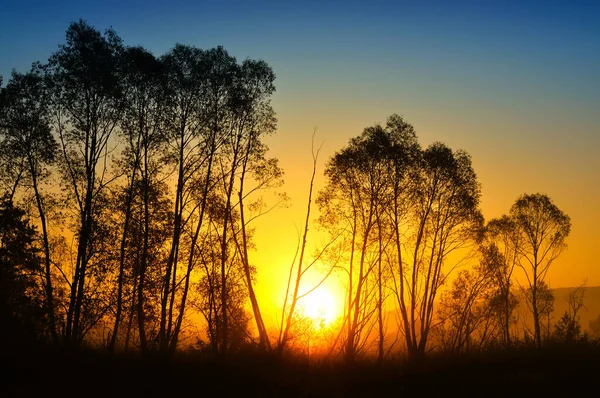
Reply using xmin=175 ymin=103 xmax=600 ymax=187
xmin=3 ymin=344 xmax=600 ymax=397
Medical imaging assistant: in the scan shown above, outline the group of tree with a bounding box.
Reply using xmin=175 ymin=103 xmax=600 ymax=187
xmin=436 ymin=192 xmax=572 ymax=353
xmin=280 ymin=114 xmax=573 ymax=363
xmin=0 ymin=19 xmax=281 ymax=356
xmin=1 ymin=20 xmax=580 ymax=363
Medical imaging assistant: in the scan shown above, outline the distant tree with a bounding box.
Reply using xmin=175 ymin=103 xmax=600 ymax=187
xmin=553 ymin=284 xmax=586 ymax=344
xmin=589 ymin=314 xmax=600 ymax=340
xmin=511 ymin=193 xmax=570 ymax=348
xmin=436 ymin=264 xmax=496 ymax=353
xmin=479 ymin=218 xmax=520 ymax=347
xmin=286 ymin=311 xmax=325 ymax=360
xmin=524 ymin=281 xmax=554 ymax=345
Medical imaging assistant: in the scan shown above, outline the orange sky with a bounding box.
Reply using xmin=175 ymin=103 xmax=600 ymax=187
xmin=251 ymin=106 xmax=600 ymax=326
xmin=1 ymin=1 xmax=598 ymax=331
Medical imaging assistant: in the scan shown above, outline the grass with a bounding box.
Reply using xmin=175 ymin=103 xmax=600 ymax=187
xmin=3 ymin=342 xmax=600 ymax=397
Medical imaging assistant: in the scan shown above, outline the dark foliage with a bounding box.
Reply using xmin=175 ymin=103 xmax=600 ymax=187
xmin=0 ymin=199 xmax=47 ymax=344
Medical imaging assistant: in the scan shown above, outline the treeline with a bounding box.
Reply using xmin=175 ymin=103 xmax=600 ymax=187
xmin=313 ymin=117 xmax=574 ymax=362
xmin=0 ymin=19 xmax=280 ymax=355
xmin=0 ymin=20 xmax=581 ymax=362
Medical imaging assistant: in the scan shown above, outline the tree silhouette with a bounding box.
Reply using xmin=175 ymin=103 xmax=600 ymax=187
xmin=1 ymin=20 xmax=595 ymax=388
xmin=437 ymin=265 xmax=496 ymax=353
xmin=553 ymin=284 xmax=586 ymax=344
xmin=278 ymin=132 xmax=338 ymax=356
xmin=511 ymin=193 xmax=570 ymax=348
xmin=48 ymin=19 xmax=125 ymax=345
xmin=0 ymin=66 xmax=59 ymax=343
xmin=318 ymin=120 xmax=401 ymax=362
xmin=109 ymin=45 xmax=167 ymax=352
xmin=0 ymin=199 xmax=47 ymax=344
xmin=318 ymin=115 xmax=482 ymax=362
xmin=479 ymin=217 xmax=521 ymax=347
xmin=399 ymin=142 xmax=482 ymax=361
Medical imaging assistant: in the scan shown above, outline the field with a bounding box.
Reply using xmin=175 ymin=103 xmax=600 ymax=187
xmin=4 ymin=343 xmax=600 ymax=397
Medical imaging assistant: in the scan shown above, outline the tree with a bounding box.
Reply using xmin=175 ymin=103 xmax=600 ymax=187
xmin=277 ymin=132 xmax=340 ymax=356
xmin=0 ymin=66 xmax=59 ymax=343
xmin=479 ymin=217 xmax=520 ymax=347
xmin=319 ymin=115 xmax=482 ymax=362
xmin=48 ymin=19 xmax=124 ymax=345
xmin=149 ymin=45 xmax=281 ymax=355
xmin=215 ymin=56 xmax=280 ymax=353
xmin=395 ymin=142 xmax=482 ymax=361
xmin=589 ymin=314 xmax=600 ymax=340
xmin=436 ymin=266 xmax=495 ymax=353
xmin=553 ymin=284 xmax=586 ymax=344
xmin=192 ymin=210 xmax=254 ymax=354
xmin=511 ymin=193 xmax=570 ymax=348
xmin=318 ymin=121 xmax=401 ymax=362
xmin=157 ymin=45 xmax=242 ymax=354
xmin=109 ymin=45 xmax=167 ymax=352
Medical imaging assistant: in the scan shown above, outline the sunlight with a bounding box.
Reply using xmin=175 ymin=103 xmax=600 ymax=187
xmin=299 ymin=286 xmax=340 ymax=327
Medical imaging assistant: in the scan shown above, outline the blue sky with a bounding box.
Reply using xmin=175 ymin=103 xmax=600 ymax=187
xmin=1 ymin=1 xmax=598 ymax=113
xmin=1 ymin=0 xmax=599 ymax=288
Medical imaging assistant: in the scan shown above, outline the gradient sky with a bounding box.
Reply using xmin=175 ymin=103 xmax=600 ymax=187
xmin=1 ymin=1 xmax=599 ymax=318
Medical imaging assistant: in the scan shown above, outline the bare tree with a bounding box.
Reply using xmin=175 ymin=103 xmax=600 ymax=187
xmin=553 ymin=283 xmax=586 ymax=344
xmin=278 ymin=131 xmax=340 ymax=355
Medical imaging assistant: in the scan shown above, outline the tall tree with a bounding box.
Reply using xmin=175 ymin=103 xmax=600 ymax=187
xmin=158 ymin=44 xmax=206 ymax=352
xmin=109 ymin=45 xmax=167 ymax=351
xmin=0 ymin=66 xmax=59 ymax=343
xmin=48 ymin=19 xmax=124 ymax=345
xmin=226 ymin=58 xmax=280 ymax=352
xmin=510 ymin=193 xmax=570 ymax=348
xmin=320 ymin=115 xmax=481 ymax=362
xmin=158 ymin=45 xmax=237 ymax=353
xmin=318 ymin=116 xmax=420 ymax=362
xmin=397 ymin=142 xmax=482 ymax=361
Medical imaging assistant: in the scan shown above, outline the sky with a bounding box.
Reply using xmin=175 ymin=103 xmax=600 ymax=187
xmin=1 ymin=0 xmax=599 ymax=322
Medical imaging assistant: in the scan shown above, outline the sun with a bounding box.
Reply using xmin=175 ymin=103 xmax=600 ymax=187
xmin=299 ymin=286 xmax=340 ymax=327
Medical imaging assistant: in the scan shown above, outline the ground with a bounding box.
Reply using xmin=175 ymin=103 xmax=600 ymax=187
xmin=3 ymin=344 xmax=600 ymax=397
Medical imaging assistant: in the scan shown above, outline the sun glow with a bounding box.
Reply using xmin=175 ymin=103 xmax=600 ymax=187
xmin=299 ymin=286 xmax=340 ymax=327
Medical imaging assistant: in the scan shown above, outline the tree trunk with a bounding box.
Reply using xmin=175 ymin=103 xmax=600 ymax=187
xmin=29 ymin=162 xmax=58 ymax=344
